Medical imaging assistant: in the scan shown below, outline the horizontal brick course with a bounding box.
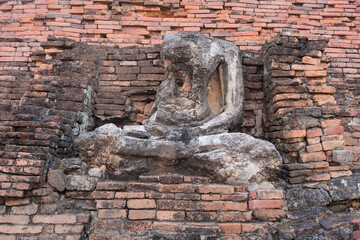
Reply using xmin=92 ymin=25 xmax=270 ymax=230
xmin=0 ymin=0 xmax=359 ymax=237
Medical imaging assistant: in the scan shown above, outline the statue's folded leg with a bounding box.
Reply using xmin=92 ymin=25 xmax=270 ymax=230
xmin=189 ymin=133 xmax=282 ymax=184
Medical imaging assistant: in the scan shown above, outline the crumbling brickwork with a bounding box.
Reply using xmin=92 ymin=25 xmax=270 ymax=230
xmin=0 ymin=0 xmax=360 ymax=239
xmin=1 ymin=0 xmax=358 ymax=162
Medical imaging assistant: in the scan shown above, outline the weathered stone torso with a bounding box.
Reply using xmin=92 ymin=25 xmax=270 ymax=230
xmin=146 ymin=32 xmax=244 ymax=133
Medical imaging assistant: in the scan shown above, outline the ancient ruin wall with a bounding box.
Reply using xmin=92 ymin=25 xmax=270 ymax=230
xmin=1 ymin=0 xmax=359 ymax=160
xmin=0 ymin=0 xmax=360 ymax=239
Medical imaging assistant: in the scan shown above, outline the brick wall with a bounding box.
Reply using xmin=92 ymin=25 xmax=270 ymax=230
xmin=0 ymin=0 xmax=360 ymax=238
xmin=2 ymin=174 xmax=360 ymax=239
xmin=263 ymin=30 xmax=352 ymax=184
xmin=1 ymin=0 xmax=359 ymax=160
xmin=0 ymin=36 xmax=269 ymax=196
xmin=0 ymin=174 xmax=286 ymax=239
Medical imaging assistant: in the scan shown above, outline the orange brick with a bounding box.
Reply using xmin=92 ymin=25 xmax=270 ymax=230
xmin=324 ymin=126 xmax=344 ymax=135
xmin=153 ymin=222 xmax=182 ymax=232
xmin=156 ymin=211 xmax=185 ymax=221
xmin=0 ymin=215 xmax=30 ymax=224
xmin=299 ymin=152 xmax=327 ymax=163
xmin=248 ymin=200 xmax=283 ymax=209
xmin=97 ymin=209 xmax=127 ymax=219
xmin=127 ymin=199 xmax=156 ymax=209
xmin=128 ymin=210 xmax=155 ymax=220
xmin=282 ymin=130 xmax=306 ymax=139
xmin=197 ymin=201 xmax=247 ymax=211
xmin=249 ymin=191 xmax=257 ymax=200
xmin=218 ymin=212 xmax=252 ymax=222
xmin=96 ymin=200 xmax=126 ymax=209
xmin=158 ymin=184 xmax=195 ymax=193
xmin=197 ymin=184 xmax=234 ymax=194
xmin=257 ymin=190 xmax=283 ymax=200
xmin=253 ymin=209 xmax=285 ymax=221
xmin=115 ymin=192 xmax=145 ymax=199
xmin=306 ymin=143 xmax=323 ymax=153
xmin=219 ymin=223 xmax=241 ymax=234
xmin=123 ymin=220 xmax=151 ymax=232
xmin=307 ymin=129 xmax=322 ymax=138
xmin=33 ymin=214 xmax=76 ymax=224
xmin=54 ymin=225 xmax=84 ymax=234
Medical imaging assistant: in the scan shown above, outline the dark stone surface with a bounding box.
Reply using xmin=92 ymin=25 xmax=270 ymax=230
xmin=330 ymin=175 xmax=360 ymax=201
xmin=286 ymin=188 xmax=331 ymax=211
xmin=271 ymin=211 xmax=353 ymax=240
xmin=47 ymin=169 xmax=66 ymax=192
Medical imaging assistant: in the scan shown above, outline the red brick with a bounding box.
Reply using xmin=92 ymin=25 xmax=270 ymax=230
xmin=324 ymin=126 xmax=344 ymax=135
xmin=219 ymin=223 xmax=241 ymax=234
xmin=220 ymin=194 xmax=248 ymax=202
xmin=308 ymin=85 xmax=335 ymax=94
xmin=127 ymin=199 xmax=156 ymax=209
xmin=306 ymin=137 xmax=320 ymax=145
xmin=201 ymin=194 xmax=221 ymax=201
xmin=97 ymin=209 xmax=127 ymax=219
xmin=55 ymin=225 xmax=84 ymax=234
xmin=128 ymin=210 xmax=155 ymax=220
xmin=282 ymin=130 xmax=306 ymax=139
xmin=158 ymin=184 xmax=196 ymax=193
xmin=92 ymin=191 xmax=115 ymax=199
xmin=218 ymin=212 xmax=252 ymax=222
xmin=0 ymin=225 xmax=43 ymax=234
xmin=330 ymin=170 xmax=352 ymax=178
xmin=321 ymin=119 xmax=342 ymax=128
xmin=0 ymin=215 xmax=30 ymax=224
xmin=156 ymin=211 xmax=185 ymax=221
xmin=241 ymin=223 xmax=267 ymax=233
xmin=184 ymin=176 xmax=211 ymax=183
xmin=249 ymin=191 xmax=257 ymax=200
xmin=257 ymin=190 xmax=284 ymax=200
xmin=11 ymin=203 xmax=38 ymax=215
xmin=123 ymin=220 xmax=151 ymax=232
xmin=322 ymin=140 xmax=344 ymax=151
xmin=299 ymin=152 xmax=327 ymax=163
xmin=307 ymin=129 xmax=322 ymax=138
xmin=305 ymin=174 xmax=331 ymax=182
xmin=197 ymin=184 xmax=234 ymax=194
xmin=96 ymin=200 xmax=126 ymax=209
xmin=145 ymin=192 xmax=174 ymax=199
xmin=115 ymin=192 xmax=145 ymax=199
xmin=253 ymin=209 xmax=285 ymax=221
xmin=127 ymin=182 xmax=157 ymax=191
xmin=0 ymin=235 xmax=15 ymax=240
xmin=302 ymin=56 xmax=321 ymax=65
xmin=186 ymin=212 xmax=216 ymax=222
xmin=306 ymin=143 xmax=323 ymax=153
xmin=249 ymin=200 xmax=283 ymax=209
xmin=153 ymin=222 xmax=182 ymax=232
xmin=96 ymin=182 xmax=126 ymax=190
xmin=354 ymin=230 xmax=360 ymax=239
xmin=197 ymin=201 xmax=247 ymax=211
xmin=157 ymin=200 xmax=194 ymax=211
xmin=33 ymin=214 xmax=77 ymax=224
xmin=159 ymin=174 xmax=183 ymax=184
xmin=234 ymin=186 xmax=248 ymax=192
xmin=5 ymin=198 xmax=30 ymax=206
xmin=77 ymin=214 xmax=90 ymax=223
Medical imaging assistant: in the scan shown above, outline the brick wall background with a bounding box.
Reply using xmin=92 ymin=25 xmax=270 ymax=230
xmin=0 ymin=0 xmax=360 ymax=239
xmin=1 ymin=0 xmax=359 ymax=158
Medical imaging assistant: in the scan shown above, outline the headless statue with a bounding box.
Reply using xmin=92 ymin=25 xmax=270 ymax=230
xmin=75 ymin=32 xmax=281 ymax=184
xmin=143 ymin=32 xmax=244 ymax=141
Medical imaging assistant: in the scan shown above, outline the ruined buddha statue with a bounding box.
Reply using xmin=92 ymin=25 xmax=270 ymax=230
xmin=143 ymin=32 xmax=244 ymax=141
xmin=75 ymin=32 xmax=281 ymax=184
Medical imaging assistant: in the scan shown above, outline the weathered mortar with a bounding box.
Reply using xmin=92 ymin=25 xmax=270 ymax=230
xmin=0 ymin=0 xmax=359 ymax=239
